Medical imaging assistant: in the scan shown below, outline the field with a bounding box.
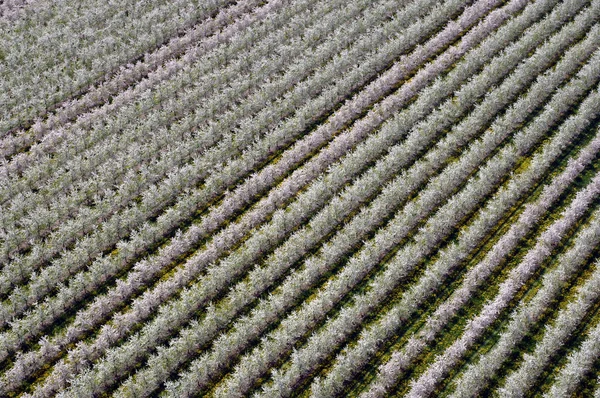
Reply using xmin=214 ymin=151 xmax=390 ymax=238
xmin=1 ymin=0 xmax=600 ymax=396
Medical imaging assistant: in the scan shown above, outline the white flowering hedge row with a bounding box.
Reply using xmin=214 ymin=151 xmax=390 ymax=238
xmin=1 ymin=0 xmax=600 ymax=396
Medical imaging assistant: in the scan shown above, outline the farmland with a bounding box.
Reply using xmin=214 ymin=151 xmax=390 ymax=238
xmin=1 ymin=0 xmax=600 ymax=396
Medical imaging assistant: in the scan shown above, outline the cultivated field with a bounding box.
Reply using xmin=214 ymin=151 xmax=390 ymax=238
xmin=1 ymin=0 xmax=600 ymax=396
